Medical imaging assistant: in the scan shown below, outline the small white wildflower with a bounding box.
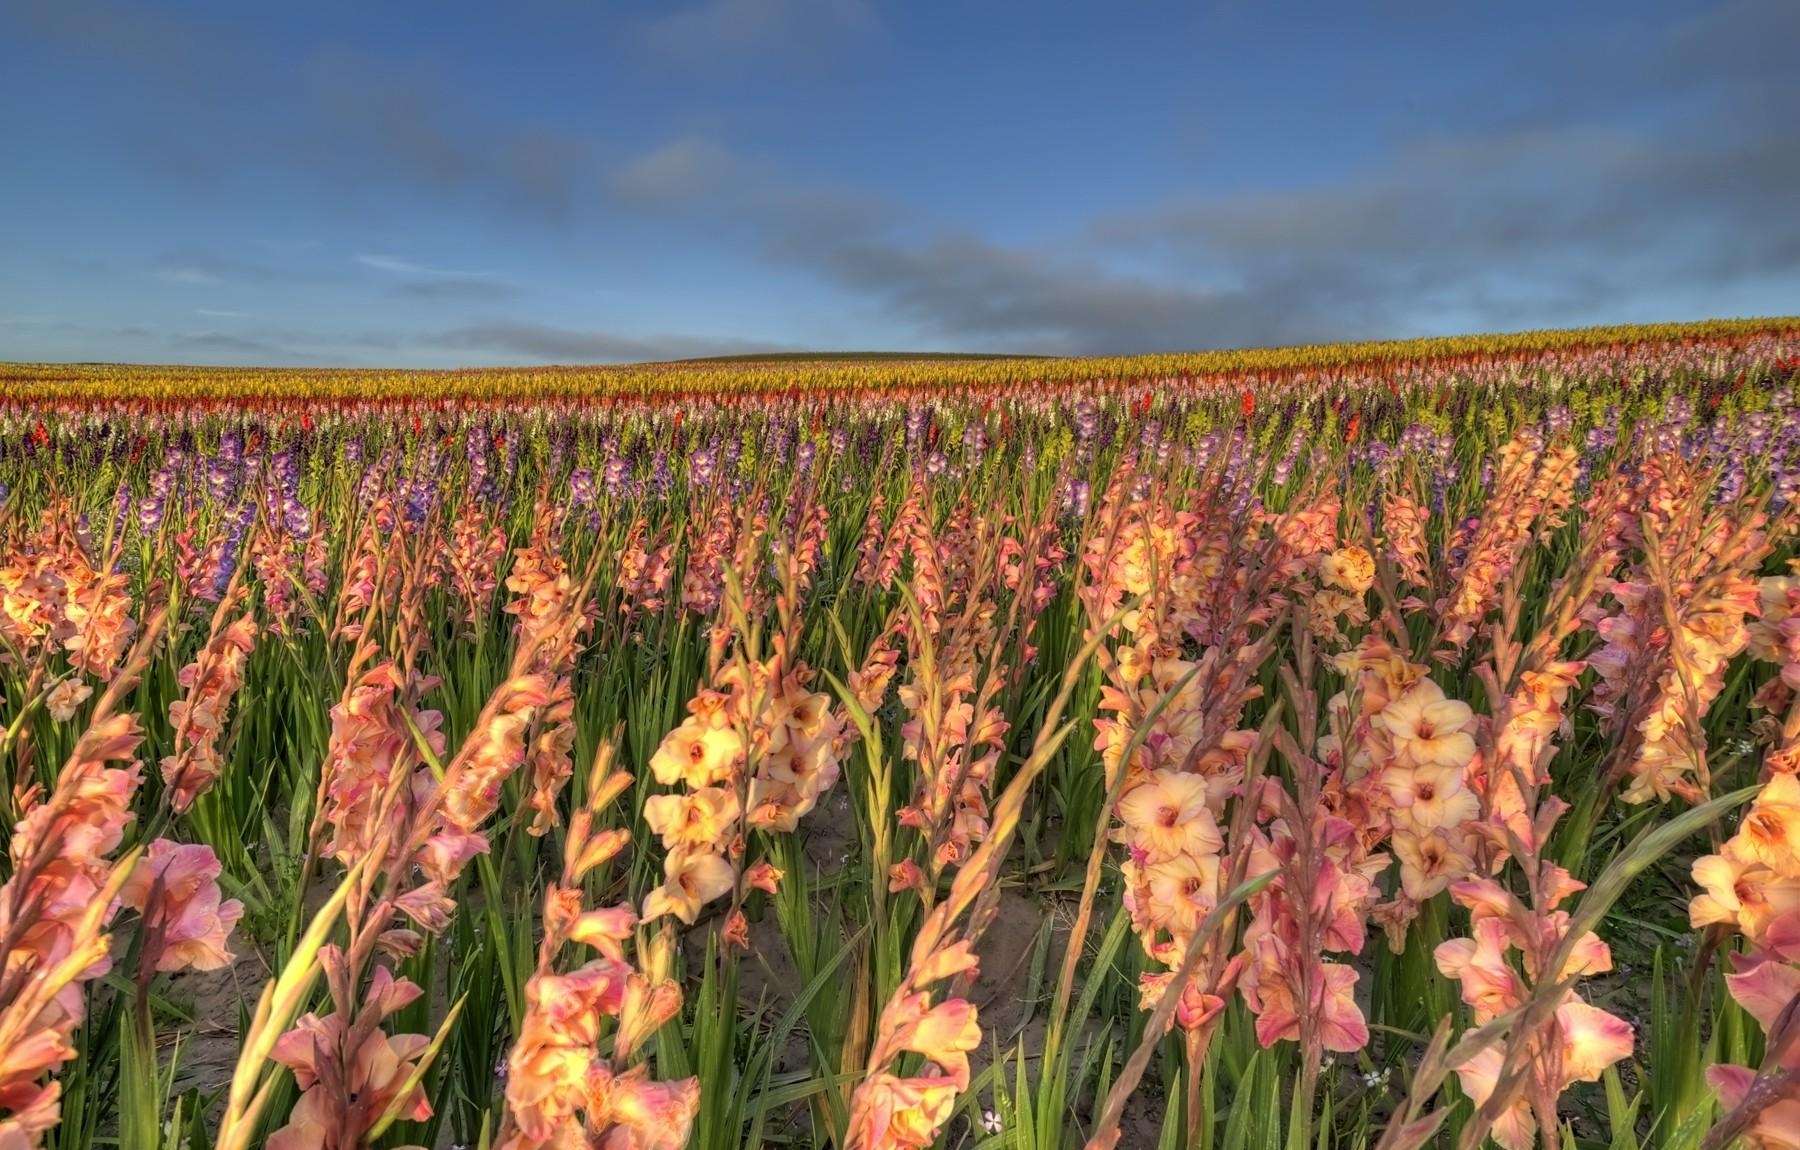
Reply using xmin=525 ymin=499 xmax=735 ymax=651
xmin=982 ymin=1110 xmax=1003 ymax=1135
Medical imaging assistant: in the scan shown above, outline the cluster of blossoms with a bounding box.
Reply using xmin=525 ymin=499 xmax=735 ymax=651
xmin=642 ymin=644 xmax=841 ymax=937
xmin=1583 ymin=452 xmax=1773 ymax=803
xmin=1086 ymin=478 xmax=1274 ymax=1044
xmin=501 ymin=518 xmax=590 ymax=838
xmin=1326 ymin=641 xmax=1484 ymax=945
xmin=847 ymin=956 xmax=982 ymax=1150
xmin=0 ymin=505 xmax=137 ymax=681
xmin=244 ymin=449 xmax=330 ymax=636
xmin=269 ymin=656 xmax=451 ymax=1147
xmin=0 ymin=682 xmax=241 ymax=1147
xmin=1748 ymin=570 xmax=1800 ymax=772
xmin=679 ymin=499 xmax=756 ymax=617
xmin=1380 ymin=480 xmax=1433 ymax=591
xmin=500 ymin=748 xmax=698 ymax=1150
xmin=1109 ymin=661 xmax=1239 ymax=1015
xmin=1693 ymin=582 xmax=1800 ymax=1131
xmin=328 ymin=500 xmax=405 ymax=643
xmin=892 ymin=619 xmax=1010 ymax=887
xmin=160 ymin=585 xmax=259 ymax=812
xmin=0 ymin=715 xmax=148 ymax=1145
xmin=615 ymin=518 xmax=675 ymax=620
xmin=275 ymin=611 xmax=592 ymax=1148
xmin=444 ymin=499 xmax=509 ymax=629
xmin=848 ymin=820 xmax=1010 ymax=1150
xmin=1436 ymin=438 xmax=1579 ymax=656
xmin=1433 ymin=865 xmax=1632 ymax=1150
xmin=1236 ymin=775 xmax=1382 ymax=1057
xmin=1690 ymin=769 xmax=1800 ymax=1145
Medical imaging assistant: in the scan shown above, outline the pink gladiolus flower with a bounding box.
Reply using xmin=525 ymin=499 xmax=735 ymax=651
xmin=120 ymin=839 xmax=242 ymax=973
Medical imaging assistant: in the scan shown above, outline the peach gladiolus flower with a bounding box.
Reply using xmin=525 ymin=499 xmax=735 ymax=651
xmin=1709 ymin=1065 xmax=1800 ymax=1150
xmin=1435 ymin=918 xmax=1523 ymax=1023
xmin=744 ymin=861 xmax=782 ymax=894
xmin=643 ymin=787 xmax=741 ymax=852
xmin=1373 ymin=680 xmax=1477 ymax=771
xmin=268 ymin=969 xmax=434 ymax=1150
xmin=647 ymin=715 xmax=742 ymax=790
xmin=1723 ymin=953 xmax=1800 ymax=1032
xmin=1383 ymin=763 xmax=1479 ymax=831
xmin=1690 ymin=773 xmax=1800 ymax=944
xmin=1453 ymin=1046 xmax=1537 ymax=1150
xmin=119 ymin=839 xmax=243 ymax=973
xmin=44 ymin=679 xmax=91 ymax=723
xmin=1740 ymin=773 xmax=1800 ymax=872
xmin=543 ymin=894 xmax=636 ymax=962
xmin=848 ymin=1074 xmax=959 ymax=1150
xmin=641 ymin=849 xmax=736 ymax=925
xmin=1394 ymin=829 xmax=1474 ymax=901
xmin=505 ymin=962 xmax=633 ymax=1140
xmin=1133 ymin=852 xmax=1223 ymax=939
xmin=1242 ymin=944 xmax=1369 ymax=1053
xmin=848 ymin=989 xmax=982 ymax=1150
xmin=1449 ymin=997 xmax=1632 ymax=1150
xmin=1115 ymin=770 xmax=1223 ymax=864
xmin=61 ymin=568 xmax=137 ymax=681
xmin=882 ymin=994 xmax=981 ymax=1089
xmin=592 ymin=1065 xmax=701 ymax=1150
xmin=1556 ymin=998 xmax=1635 ymax=1082
xmin=1319 ymin=545 xmax=1375 ymax=594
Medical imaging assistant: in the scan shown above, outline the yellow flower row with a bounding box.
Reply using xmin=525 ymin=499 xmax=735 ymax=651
xmin=3 ymin=317 xmax=1795 ymax=403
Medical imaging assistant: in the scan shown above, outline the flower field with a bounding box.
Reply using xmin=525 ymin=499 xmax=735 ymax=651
xmin=4 ymin=317 xmax=1800 ymax=1150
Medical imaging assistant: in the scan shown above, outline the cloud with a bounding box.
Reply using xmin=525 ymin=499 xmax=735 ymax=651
xmin=642 ymin=0 xmax=879 ymax=63
xmin=156 ymin=265 xmax=220 ymax=286
xmin=774 ymin=103 xmax=1800 ymax=353
xmin=356 ymin=253 xmax=520 ymax=302
xmin=297 ymin=49 xmax=597 ymax=219
xmin=439 ymin=321 xmax=793 ymax=363
xmin=4 ymin=0 xmax=230 ymax=90
xmin=391 ymin=279 xmax=517 ymax=302
xmin=149 ymin=250 xmax=340 ymax=288
xmin=603 ymin=0 xmax=1800 ymax=356
xmin=355 ymin=254 xmax=484 ymax=278
xmin=7 ymin=7 xmax=598 ymax=219
xmin=610 ymin=137 xmax=736 ymax=206
xmin=771 ymin=230 xmax=1297 ymax=354
xmin=608 ymin=137 xmax=1348 ymax=352
xmin=1085 ymin=110 xmax=1800 ymax=340
xmin=171 ymin=331 xmax=299 ymax=361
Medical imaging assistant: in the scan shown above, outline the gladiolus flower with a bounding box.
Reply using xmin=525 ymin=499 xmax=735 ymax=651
xmin=1374 ymin=680 xmax=1477 ymax=772
xmin=744 ymin=860 xmax=782 ymax=895
xmin=44 ymin=679 xmax=91 ymax=723
xmin=1555 ymin=998 xmax=1633 ymax=1082
xmin=119 ymin=839 xmax=242 ymax=973
xmin=1709 ymin=1065 xmax=1800 ymax=1150
xmin=641 ymin=850 xmax=735 ymax=925
xmin=1115 ymin=769 xmax=1223 ymax=863
xmin=1319 ymin=546 xmax=1375 ymax=594
xmin=644 ymin=787 xmax=741 ymax=852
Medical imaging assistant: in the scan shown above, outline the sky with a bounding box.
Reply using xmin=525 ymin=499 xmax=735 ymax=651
xmin=1 ymin=0 xmax=1798 ymax=367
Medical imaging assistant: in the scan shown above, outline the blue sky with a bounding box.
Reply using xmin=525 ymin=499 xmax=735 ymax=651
xmin=2 ymin=0 xmax=1797 ymax=366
